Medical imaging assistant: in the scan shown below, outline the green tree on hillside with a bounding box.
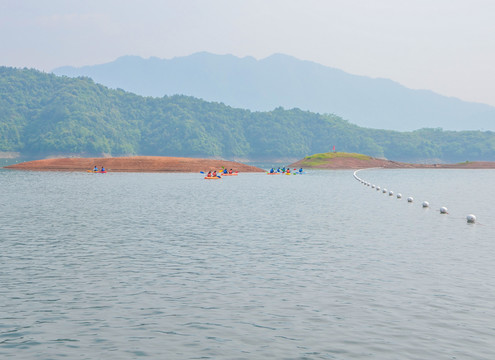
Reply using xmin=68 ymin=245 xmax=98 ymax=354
xmin=2 ymin=66 xmax=495 ymax=162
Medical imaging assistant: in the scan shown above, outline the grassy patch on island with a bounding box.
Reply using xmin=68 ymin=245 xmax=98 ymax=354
xmin=301 ymin=152 xmax=371 ymax=166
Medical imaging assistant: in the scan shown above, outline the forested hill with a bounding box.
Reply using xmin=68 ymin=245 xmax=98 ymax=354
xmin=53 ymin=52 xmax=495 ymax=131
xmin=2 ymin=66 xmax=495 ymax=163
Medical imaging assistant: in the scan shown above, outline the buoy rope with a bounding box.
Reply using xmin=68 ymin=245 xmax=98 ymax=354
xmin=353 ymin=168 xmax=478 ymax=225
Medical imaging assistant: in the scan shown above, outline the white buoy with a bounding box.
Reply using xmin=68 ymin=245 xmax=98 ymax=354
xmin=440 ymin=207 xmax=448 ymax=214
xmin=422 ymin=201 xmax=429 ymax=208
xmin=407 ymin=197 xmax=413 ymax=203
xmin=388 ymin=190 xmax=394 ymax=196
xmin=396 ymin=193 xmax=402 ymax=199
xmin=382 ymin=188 xmax=387 ymax=193
xmin=467 ymin=214 xmax=476 ymax=223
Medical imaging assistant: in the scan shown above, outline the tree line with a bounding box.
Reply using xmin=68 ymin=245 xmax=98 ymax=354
xmin=1 ymin=66 xmax=495 ymax=163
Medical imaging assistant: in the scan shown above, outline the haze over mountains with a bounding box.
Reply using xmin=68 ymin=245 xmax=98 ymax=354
xmin=53 ymin=52 xmax=495 ymax=132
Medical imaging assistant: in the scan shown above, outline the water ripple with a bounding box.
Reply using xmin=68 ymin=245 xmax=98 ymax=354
xmin=1 ymin=170 xmax=495 ymax=359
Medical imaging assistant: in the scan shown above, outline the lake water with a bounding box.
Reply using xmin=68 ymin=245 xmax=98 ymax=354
xmin=1 ymin=168 xmax=495 ymax=359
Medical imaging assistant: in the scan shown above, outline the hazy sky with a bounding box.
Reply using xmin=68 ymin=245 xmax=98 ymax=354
xmin=2 ymin=0 xmax=495 ymax=106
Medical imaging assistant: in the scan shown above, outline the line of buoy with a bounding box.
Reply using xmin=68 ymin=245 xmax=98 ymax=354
xmin=353 ymin=169 xmax=476 ymax=224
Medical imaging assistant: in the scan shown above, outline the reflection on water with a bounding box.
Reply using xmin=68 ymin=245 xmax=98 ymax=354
xmin=1 ymin=169 xmax=495 ymax=359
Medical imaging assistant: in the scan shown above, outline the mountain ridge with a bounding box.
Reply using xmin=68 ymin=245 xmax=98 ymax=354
xmin=53 ymin=52 xmax=495 ymax=131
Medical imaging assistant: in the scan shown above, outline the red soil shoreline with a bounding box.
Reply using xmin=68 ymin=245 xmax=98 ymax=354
xmin=6 ymin=155 xmax=495 ymax=172
xmin=4 ymin=156 xmax=265 ymax=173
xmin=289 ymin=157 xmax=495 ymax=169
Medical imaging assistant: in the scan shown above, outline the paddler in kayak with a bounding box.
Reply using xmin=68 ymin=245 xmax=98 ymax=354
xmin=299 ymin=167 xmax=303 ymax=174
xmin=229 ymin=169 xmax=233 ymax=174
xmin=212 ymin=171 xmax=218 ymax=177
xmin=277 ymin=167 xmax=281 ymax=173
xmin=286 ymin=168 xmax=291 ymax=174
xmin=223 ymin=168 xmax=228 ymax=174
xmin=93 ymin=165 xmax=98 ymax=172
xmin=207 ymin=171 xmax=212 ymax=177
xmin=101 ymin=166 xmax=106 ymax=172
xmin=269 ymin=168 xmax=275 ymax=173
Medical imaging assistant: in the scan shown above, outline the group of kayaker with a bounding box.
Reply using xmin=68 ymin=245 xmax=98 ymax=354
xmin=92 ymin=165 xmax=106 ymax=172
xmin=206 ymin=169 xmax=235 ymax=177
xmin=269 ymin=167 xmax=303 ymax=174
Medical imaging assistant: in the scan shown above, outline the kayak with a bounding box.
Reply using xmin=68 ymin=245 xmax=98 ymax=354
xmin=266 ymin=172 xmax=281 ymax=175
xmin=204 ymin=176 xmax=221 ymax=179
xmin=222 ymin=173 xmax=238 ymax=176
xmin=87 ymin=170 xmax=106 ymax=173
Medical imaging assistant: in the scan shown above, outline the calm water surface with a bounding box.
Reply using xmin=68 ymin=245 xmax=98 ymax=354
xmin=1 ymin=168 xmax=495 ymax=359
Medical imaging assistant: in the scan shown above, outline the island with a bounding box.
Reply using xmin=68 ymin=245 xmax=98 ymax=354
xmin=4 ymin=156 xmax=265 ymax=173
xmin=289 ymin=152 xmax=495 ymax=169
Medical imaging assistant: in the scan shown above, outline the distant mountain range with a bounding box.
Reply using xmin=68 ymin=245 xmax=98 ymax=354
xmin=53 ymin=52 xmax=495 ymax=131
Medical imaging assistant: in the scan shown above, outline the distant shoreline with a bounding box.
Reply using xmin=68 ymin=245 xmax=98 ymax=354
xmin=289 ymin=153 xmax=495 ymax=169
xmin=4 ymin=156 xmax=265 ymax=173
xmin=5 ymin=155 xmax=495 ymax=172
